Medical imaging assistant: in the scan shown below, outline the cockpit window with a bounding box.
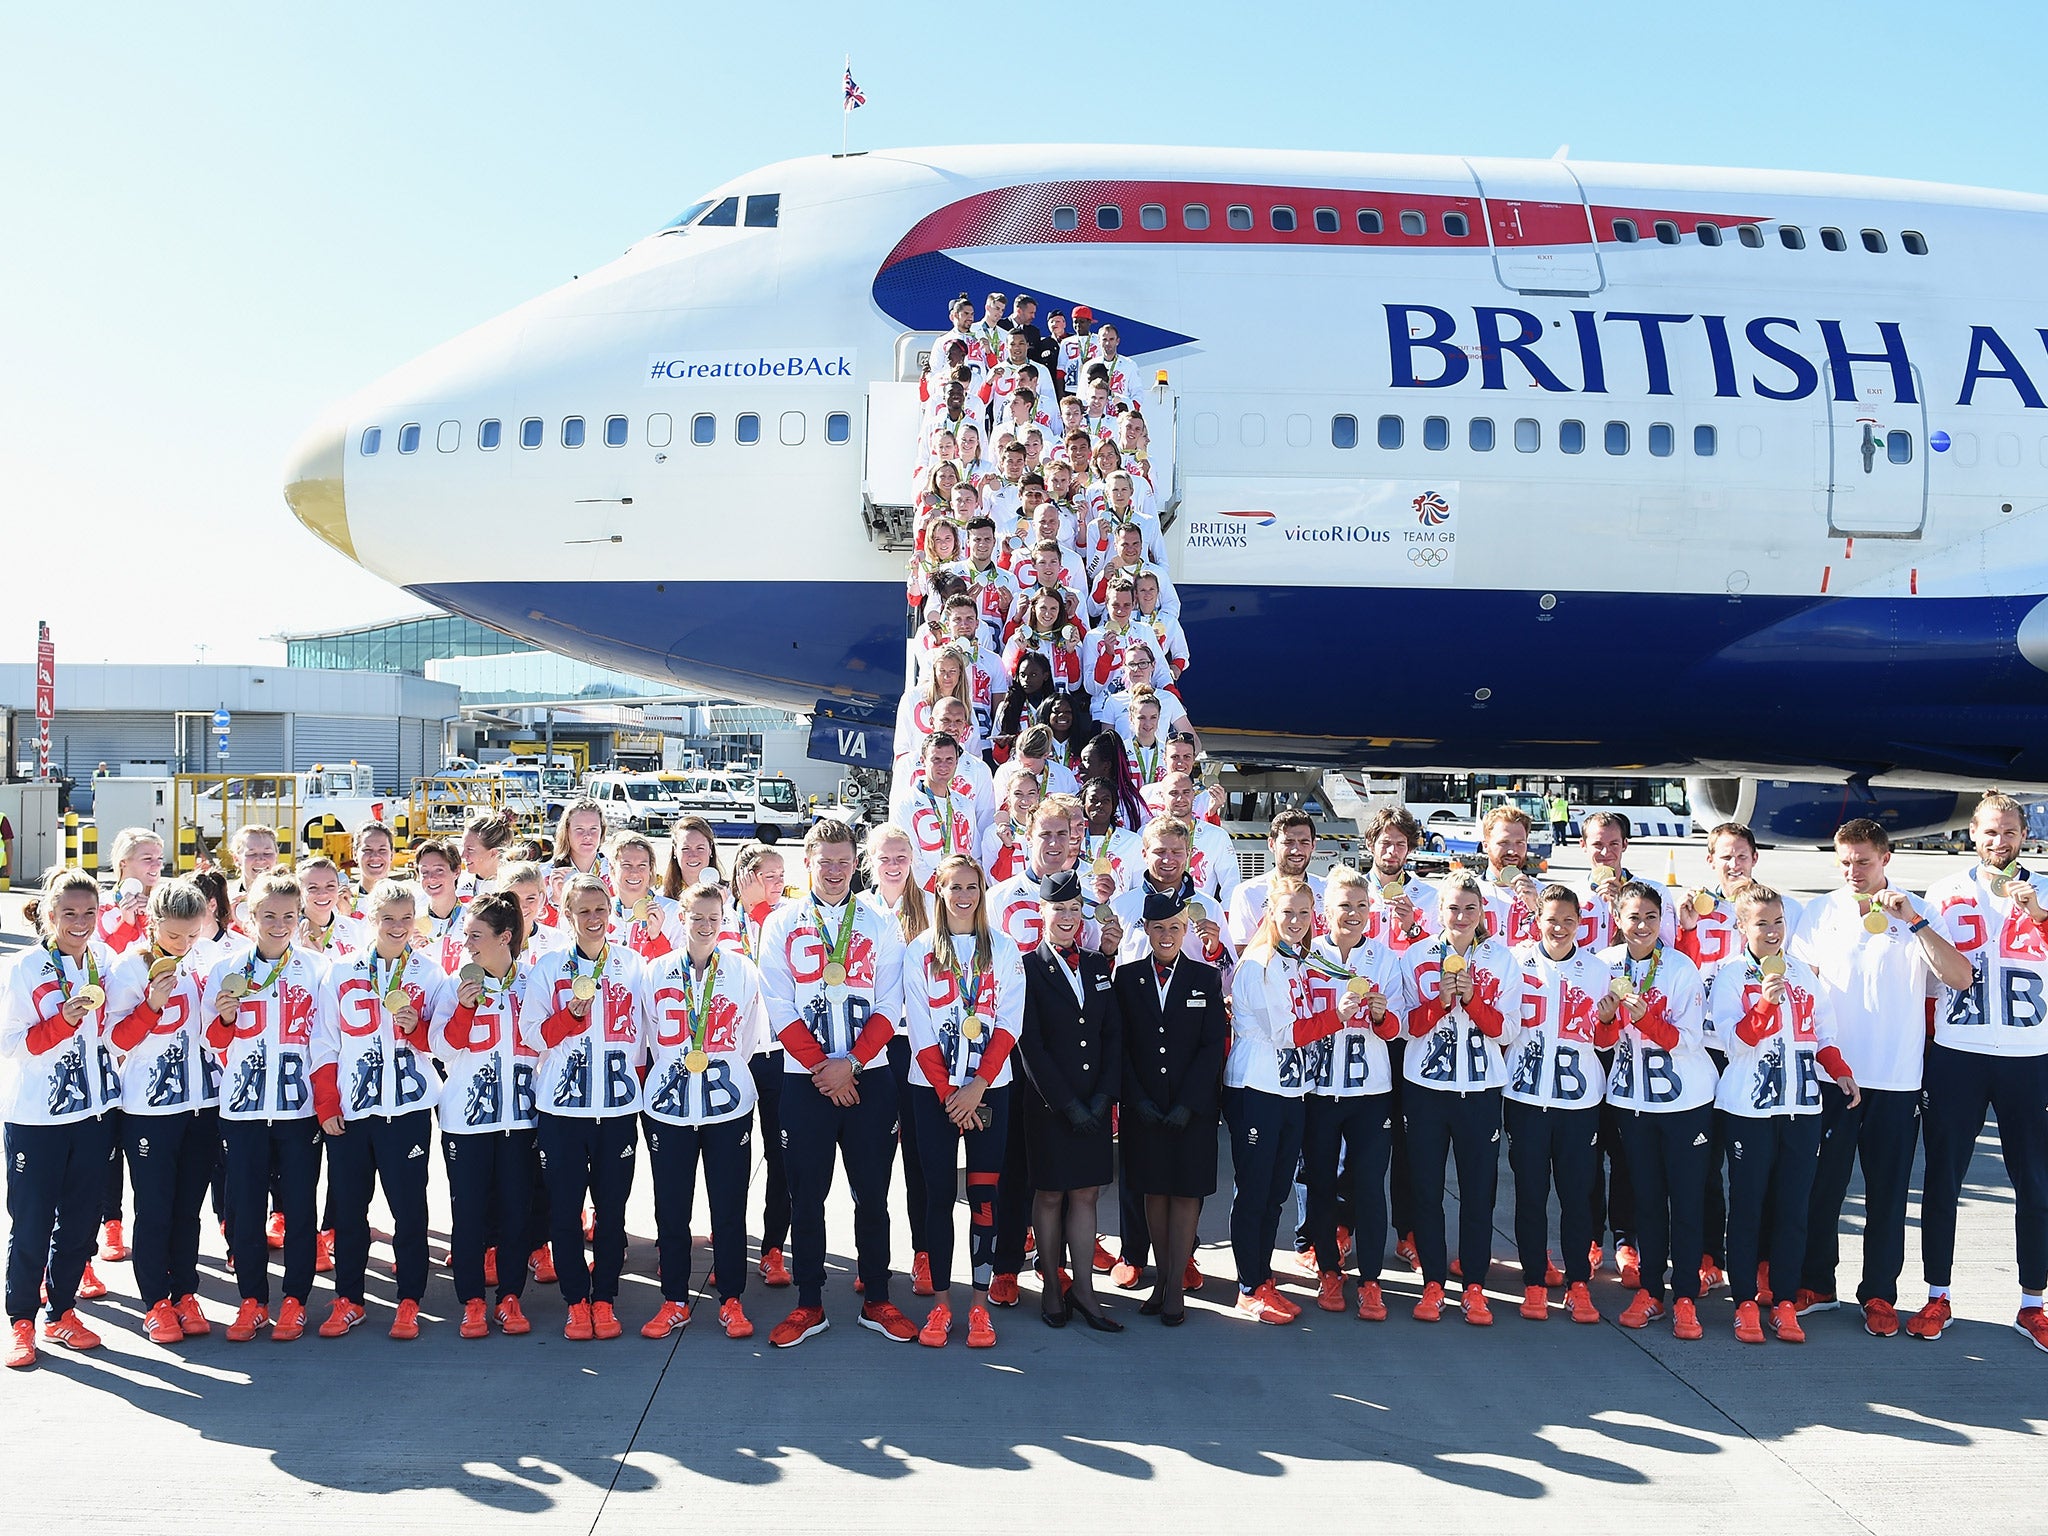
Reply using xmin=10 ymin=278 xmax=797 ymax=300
xmin=744 ymin=194 xmax=780 ymax=228
xmin=698 ymin=196 xmax=739 ymax=227
xmin=664 ymin=198 xmax=714 ymax=230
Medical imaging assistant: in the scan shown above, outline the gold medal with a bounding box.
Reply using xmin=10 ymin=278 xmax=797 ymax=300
xmin=1609 ymin=977 xmax=1635 ymax=999
xmin=1863 ymin=907 xmax=1889 ymax=935
xmin=1346 ymin=976 xmax=1374 ymax=998
xmin=415 ymin=913 xmax=435 ymax=938
xmin=219 ymin=974 xmax=250 ymax=1001
xmin=1091 ymin=855 xmax=1112 ymax=876
xmin=458 ymin=963 xmax=488 ymax=985
xmin=1441 ymin=952 xmax=1467 ymax=975
xmin=633 ymin=897 xmax=654 ymax=923
xmin=1493 ymin=869 xmax=1515 ymax=888
xmin=75 ymin=984 xmax=105 ymax=1011
xmin=964 ymin=1014 xmax=987 ymax=1041
xmin=822 ymin=960 xmax=846 ymax=987
xmin=383 ymin=988 xmax=411 ymax=1013
xmin=1989 ymin=871 xmax=2010 ymax=898
xmin=148 ymin=956 xmax=180 ymax=982
xmin=684 ymin=1048 xmax=710 ymax=1075
xmin=1692 ymin=891 xmax=1716 ymax=917
xmin=1760 ymin=955 xmax=1786 ymax=977
xmin=572 ymin=974 xmax=598 ymax=1002
xmin=1381 ymin=878 xmax=1405 ymax=902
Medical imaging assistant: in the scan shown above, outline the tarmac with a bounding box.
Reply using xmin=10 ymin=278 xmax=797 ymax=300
xmin=3 ymin=840 xmax=2045 ymax=1531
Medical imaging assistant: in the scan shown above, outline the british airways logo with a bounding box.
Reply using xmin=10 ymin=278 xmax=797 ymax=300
xmin=1216 ymin=509 xmax=1277 ymax=527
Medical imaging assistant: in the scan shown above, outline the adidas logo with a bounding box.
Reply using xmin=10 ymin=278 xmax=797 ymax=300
xmin=1692 ymin=1132 xmax=1709 ymax=1147
xmin=621 ymin=1144 xmax=634 ymax=1158
xmin=408 ymin=1145 xmax=425 ymax=1159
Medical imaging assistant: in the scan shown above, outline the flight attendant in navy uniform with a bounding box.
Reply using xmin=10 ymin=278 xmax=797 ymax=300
xmin=1115 ymin=888 xmax=1228 ymax=1326
xmin=3 ymin=869 xmax=123 ymax=1367
xmin=1018 ymin=869 xmax=1124 ymax=1331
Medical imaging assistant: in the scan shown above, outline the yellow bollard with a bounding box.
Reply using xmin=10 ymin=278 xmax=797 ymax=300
xmin=80 ymin=822 xmax=99 ymax=877
xmin=176 ymin=824 xmax=198 ymax=874
xmin=63 ymin=812 xmax=78 ymax=868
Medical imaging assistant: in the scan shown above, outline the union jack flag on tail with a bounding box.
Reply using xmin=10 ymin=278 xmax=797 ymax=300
xmin=843 ymin=65 xmax=865 ymax=111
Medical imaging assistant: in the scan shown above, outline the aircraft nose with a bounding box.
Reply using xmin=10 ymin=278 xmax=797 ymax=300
xmin=282 ymin=413 xmax=353 ymax=562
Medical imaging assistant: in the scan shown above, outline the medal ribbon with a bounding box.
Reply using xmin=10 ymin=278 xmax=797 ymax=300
xmin=45 ymin=943 xmax=102 ymax=1007
xmin=372 ymin=950 xmax=407 ymax=1016
xmin=681 ymin=950 xmax=720 ymax=1059
xmin=920 ymin=782 xmax=956 ymax=854
xmin=810 ymin=899 xmax=858 ymax=975
xmin=241 ymin=946 xmax=290 ymax=997
xmin=570 ymin=944 xmax=610 ymax=995
xmin=1625 ymin=944 xmax=1662 ymax=996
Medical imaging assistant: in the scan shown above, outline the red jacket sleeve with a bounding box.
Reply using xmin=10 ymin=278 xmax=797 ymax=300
xmin=638 ymin=932 xmax=674 ymax=962
xmin=974 ymin=1029 xmax=1017 ymax=1086
xmin=1372 ymin=1008 xmax=1403 ymax=1041
xmin=24 ymin=1013 xmax=76 ymax=1056
xmin=1633 ymin=995 xmax=1680 ymax=1051
xmin=1816 ymin=1045 xmax=1850 ymax=1080
xmin=852 ymin=1013 xmax=894 ymax=1067
xmin=1465 ymin=996 xmax=1506 ymax=1038
xmin=1593 ymin=1014 xmax=1623 ymax=1050
xmin=312 ymin=1063 xmax=341 ymax=1125
xmin=778 ymin=1022 xmax=827 ymax=1071
xmin=442 ymin=1003 xmax=479 ymax=1052
xmin=109 ymin=1003 xmax=160 ymax=1053
xmin=539 ymin=1006 xmax=584 ymax=1049
xmin=205 ymin=1016 xmax=236 ymax=1052
xmin=1408 ymin=995 xmax=1446 ymax=1036
xmin=1734 ymin=1000 xmax=1780 ymax=1047
xmin=916 ymin=1044 xmax=950 ymax=1090
xmin=1674 ymin=927 xmax=1703 ymax=965
xmin=1292 ymin=1004 xmax=1345 ymax=1048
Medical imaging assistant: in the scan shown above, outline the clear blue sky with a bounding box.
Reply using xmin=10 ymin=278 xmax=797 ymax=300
xmin=6 ymin=1 xmax=2045 ymax=665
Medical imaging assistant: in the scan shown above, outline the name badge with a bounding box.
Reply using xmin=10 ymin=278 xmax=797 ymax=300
xmin=1092 ymin=978 xmax=1112 ymax=990
xmin=1186 ymin=996 xmax=1208 ymax=1008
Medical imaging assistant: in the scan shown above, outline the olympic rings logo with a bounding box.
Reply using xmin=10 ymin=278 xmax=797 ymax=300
xmin=1408 ymin=547 xmax=1449 ymax=568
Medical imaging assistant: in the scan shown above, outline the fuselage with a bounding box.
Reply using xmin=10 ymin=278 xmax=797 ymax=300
xmin=282 ymin=143 xmax=2048 ymax=788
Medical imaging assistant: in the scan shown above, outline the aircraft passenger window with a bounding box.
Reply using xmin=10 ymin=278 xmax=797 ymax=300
xmin=1469 ymin=417 xmax=1494 ymax=451
xmin=698 ymin=196 xmax=739 ymax=227
xmin=519 ymin=417 xmax=543 ymax=449
xmin=1357 ymin=209 xmax=1383 ymax=234
xmin=1820 ymin=227 xmax=1847 ymax=251
xmin=1313 ymin=207 xmax=1339 ymax=233
xmin=604 ymin=415 xmax=628 ymax=447
xmin=1604 ymin=421 xmax=1629 ymax=455
xmin=1377 ymin=415 xmax=1403 ymax=450
xmin=1514 ymin=418 xmax=1540 ymax=452
xmin=780 ymin=411 xmax=805 ymax=446
xmin=664 ymin=199 xmax=713 ymax=230
xmin=1693 ymin=424 xmax=1717 ymax=456
xmin=826 ymin=412 xmax=851 ymax=444
xmin=1737 ymin=425 xmax=1763 ymax=458
xmin=1696 ymin=222 xmax=1723 ymax=247
xmin=1183 ymin=204 xmax=1210 ymax=230
xmin=1952 ymin=431 xmax=1978 ymax=466
xmin=477 ymin=419 xmax=501 ymax=450
xmin=1737 ymin=224 xmax=1764 ymax=248
xmin=1559 ymin=420 xmax=1585 ymax=454
xmin=1861 ymin=228 xmax=1887 ymax=253
xmin=1240 ymin=414 xmax=1267 ymax=447
xmin=1444 ymin=212 xmax=1470 ymax=238
xmin=1423 ymin=416 xmax=1449 ymax=451
xmin=359 ymin=427 xmax=381 ymax=456
xmin=1096 ymin=205 xmax=1122 ymax=230
xmin=1331 ymin=414 xmax=1358 ymax=449
xmin=1648 ymin=423 xmax=1675 ymax=457
xmin=397 ymin=423 xmax=421 ymax=454
xmin=1400 ymin=210 xmax=1425 ymax=236
xmin=1780 ymin=225 xmax=1807 ymax=249
xmin=562 ymin=416 xmax=585 ymax=448
xmin=1902 ymin=230 xmax=1928 ymax=255
xmin=735 ymin=413 xmax=761 ymax=445
xmin=1997 ymin=432 xmax=2020 ymax=467
xmin=1053 ymin=207 xmax=1079 ymax=231
xmin=743 ymin=194 xmax=780 ymax=228
xmin=690 ymin=414 xmax=714 ymax=446
xmin=1140 ymin=204 xmax=1166 ymax=230
xmin=436 ymin=420 xmax=460 ymax=452
xmin=1285 ymin=413 xmax=1311 ymax=447
xmin=646 ymin=413 xmax=672 ymax=448
xmin=1887 ymin=430 xmax=1911 ymax=464
xmin=1654 ymin=220 xmax=1679 ymax=244
xmin=1271 ymin=206 xmax=1297 ymax=232
xmin=1611 ymin=218 xmax=1639 ymax=243
xmin=1227 ymin=205 xmax=1253 ymax=230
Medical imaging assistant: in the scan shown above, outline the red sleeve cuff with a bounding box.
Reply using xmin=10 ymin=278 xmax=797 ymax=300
xmin=1593 ymin=1015 xmax=1622 ymax=1050
xmin=25 ymin=1015 xmax=74 ymax=1056
xmin=539 ymin=1007 xmax=583 ymax=1049
xmin=974 ymin=1030 xmax=1017 ymax=1084
xmin=1674 ymin=930 xmax=1702 ymax=964
xmin=852 ymin=1015 xmax=894 ymax=1067
xmin=1735 ymin=1003 xmax=1778 ymax=1047
xmin=109 ymin=1004 xmax=159 ymax=1053
xmin=1816 ymin=1045 xmax=1851 ymax=1080
xmin=778 ymin=1022 xmax=827 ymax=1071
xmin=1292 ymin=1005 xmax=1345 ymax=1047
xmin=1409 ymin=997 xmax=1444 ymax=1036
xmin=205 ymin=1017 xmax=235 ymax=1052
xmin=443 ymin=1002 xmax=478 ymax=1052
xmin=1372 ymin=1010 xmax=1403 ymax=1040
xmin=312 ymin=1063 xmax=341 ymax=1125
xmin=1636 ymin=997 xmax=1680 ymax=1051
xmin=916 ymin=1044 xmax=950 ymax=1089
xmin=640 ymin=933 xmax=673 ymax=961
xmin=1467 ymin=999 xmax=1505 ymax=1037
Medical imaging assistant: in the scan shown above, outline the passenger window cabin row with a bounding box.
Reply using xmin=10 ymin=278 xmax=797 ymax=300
xmin=1330 ymin=413 xmax=1914 ymax=464
xmin=359 ymin=411 xmax=854 ymax=457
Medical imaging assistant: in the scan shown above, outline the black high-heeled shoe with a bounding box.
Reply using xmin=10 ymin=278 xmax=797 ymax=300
xmin=1161 ymin=1306 xmax=1187 ymax=1327
xmin=1139 ymin=1295 xmax=1165 ymax=1316
xmin=1041 ymin=1301 xmax=1070 ymax=1328
xmin=1070 ymin=1297 xmax=1124 ymax=1333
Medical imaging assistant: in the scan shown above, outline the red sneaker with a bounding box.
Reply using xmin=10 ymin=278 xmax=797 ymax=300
xmin=1520 ymin=1285 xmax=1549 ymax=1321
xmin=986 ymin=1273 xmax=1020 ymax=1308
xmin=1298 ymin=1248 xmax=1322 ymax=1278
xmin=173 ymin=1294 xmax=210 ymax=1337
xmin=1672 ymin=1297 xmax=1704 ymax=1340
xmin=101 ymin=1219 xmax=130 ymax=1262
xmin=769 ymin=1305 xmax=828 ymax=1348
xmin=1355 ymin=1281 xmax=1387 ymax=1321
xmin=966 ymin=1304 xmax=996 ymax=1348
xmin=1863 ymin=1298 xmax=1900 ymax=1338
xmin=494 ymin=1297 xmax=531 ymax=1335
xmin=1092 ymin=1240 xmax=1116 ymax=1273
xmin=1109 ymin=1260 xmax=1143 ymax=1290
xmin=272 ymin=1297 xmax=307 ymax=1342
xmin=918 ymin=1300 xmax=953 ymax=1347
xmin=1336 ymin=1226 xmax=1355 ymax=1267
xmin=860 ymin=1300 xmax=917 ymax=1342
xmin=1317 ymin=1271 xmax=1346 ymax=1313
xmin=1905 ymin=1295 xmax=1952 ymax=1340
xmin=316 ymin=1229 xmax=335 ymax=1274
xmin=591 ymin=1301 xmax=623 ymax=1340
xmin=1183 ymin=1256 xmax=1205 ymax=1292
xmin=1616 ymin=1242 xmax=1641 ymax=1289
xmin=1755 ymin=1262 xmax=1774 ymax=1308
xmin=1449 ymin=1257 xmax=1463 ymax=1281
xmin=911 ymin=1251 xmax=934 ymax=1297
xmin=225 ymin=1299 xmax=269 ymax=1342
xmin=563 ymin=1301 xmax=594 ymax=1341
xmin=1771 ymin=1300 xmax=1806 ymax=1343
xmin=1792 ymin=1287 xmax=1838 ymax=1316
xmin=758 ymin=1247 xmax=791 ymax=1288
xmin=75 ymin=1262 xmax=108 ymax=1300
xmin=1543 ymin=1253 xmax=1565 ymax=1289
xmin=483 ymin=1247 xmax=499 ymax=1289
xmin=5 ymin=1319 xmax=34 ymax=1369
xmin=2016 ymin=1306 xmax=2048 ymax=1353
xmin=1733 ymin=1299 xmax=1765 ymax=1344
xmin=582 ymin=1207 xmax=596 ymax=1243
xmin=460 ymin=1299 xmax=489 ymax=1339
xmin=1256 ymin=1279 xmax=1301 ymax=1319
xmin=1588 ymin=1240 xmax=1604 ymax=1276
xmin=41 ymin=1309 xmax=103 ymax=1350
xmin=1023 ymin=1229 xmax=1036 ymax=1257
xmin=1236 ymin=1287 xmax=1292 ymax=1325
xmin=530 ymin=1246 xmax=557 ymax=1286
xmin=267 ymin=1211 xmax=287 ymax=1250
xmin=1567 ymin=1282 xmax=1601 ymax=1325
xmin=1394 ymin=1233 xmax=1421 ymax=1272
xmin=388 ymin=1299 xmax=421 ymax=1341
xmin=1619 ymin=1291 xmax=1665 ymax=1330
xmin=719 ymin=1298 xmax=753 ymax=1338
xmin=641 ymin=1301 xmax=690 ymax=1339
xmin=318 ymin=1297 xmax=366 ymax=1338
xmin=1460 ymin=1284 xmax=1493 ymax=1327
xmin=1699 ymin=1255 xmax=1724 ymax=1292
xmin=143 ymin=1300 xmax=185 ymax=1345
xmin=1412 ymin=1280 xmax=1445 ymax=1322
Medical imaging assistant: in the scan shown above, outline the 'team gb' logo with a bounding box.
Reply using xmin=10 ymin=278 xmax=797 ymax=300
xmin=1413 ymin=491 xmax=1451 ymax=526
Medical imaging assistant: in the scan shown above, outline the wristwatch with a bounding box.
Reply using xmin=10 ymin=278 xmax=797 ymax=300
xmin=849 ymin=1057 xmax=864 ymax=1080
